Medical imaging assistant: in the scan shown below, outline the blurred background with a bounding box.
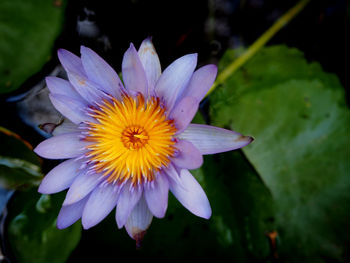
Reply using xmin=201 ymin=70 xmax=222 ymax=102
xmin=1 ymin=0 xmax=350 ymax=262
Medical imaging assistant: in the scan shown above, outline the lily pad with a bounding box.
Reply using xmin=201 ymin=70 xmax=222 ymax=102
xmin=211 ymin=45 xmax=350 ymax=262
xmin=0 ymin=0 xmax=66 ymax=93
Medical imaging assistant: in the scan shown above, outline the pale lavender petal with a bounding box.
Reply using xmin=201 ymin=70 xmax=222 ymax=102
xmin=144 ymin=173 xmax=169 ymax=218
xmin=38 ymin=159 xmax=81 ymax=194
xmin=57 ymin=195 xmax=88 ymax=229
xmin=34 ymin=133 xmax=88 ymax=159
xmin=181 ymin=64 xmax=217 ymax=101
xmin=125 ymin=196 xmax=153 ymax=242
xmin=138 ymin=37 xmax=161 ymax=92
xmin=169 ymin=96 xmax=199 ymax=133
xmin=163 ymin=163 xmax=185 ymax=189
xmin=82 ymin=184 xmax=119 ymax=229
xmin=155 ymin=54 xmax=197 ymax=111
xmin=178 ymin=124 xmax=254 ymax=154
xmin=81 ymin=46 xmax=123 ymax=98
xmin=52 ymin=119 xmax=79 ymax=136
xmin=58 ymin=49 xmax=85 ymax=76
xmin=122 ymin=43 xmax=148 ymax=95
xmin=63 ymin=172 xmax=102 ymax=206
xmin=172 ymin=140 xmax=203 ymax=170
xmin=49 ymin=93 xmax=89 ymax=124
xmin=169 ymin=169 xmax=211 ymax=219
xmin=45 ymin=77 xmax=82 ymax=101
xmin=67 ymin=71 xmax=107 ymax=105
xmin=115 ymin=183 xmax=142 ymax=228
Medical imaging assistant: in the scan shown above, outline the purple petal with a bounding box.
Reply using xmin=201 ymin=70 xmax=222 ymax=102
xmin=169 ymin=96 xmax=199 ymax=133
xmin=155 ymin=54 xmax=197 ymax=111
xmin=144 ymin=173 xmax=169 ymax=218
xmin=172 ymin=140 xmax=203 ymax=170
xmin=80 ymin=46 xmax=123 ymax=98
xmin=34 ymin=133 xmax=88 ymax=159
xmin=181 ymin=64 xmax=217 ymax=101
xmin=52 ymin=119 xmax=79 ymax=136
xmin=67 ymin=71 xmax=107 ymax=105
xmin=115 ymin=183 xmax=142 ymax=228
xmin=179 ymin=124 xmax=254 ymax=154
xmin=57 ymin=196 xmax=88 ymax=229
xmin=45 ymin=77 xmax=82 ymax=101
xmin=138 ymin=37 xmax=161 ymax=92
xmin=63 ymin=172 xmax=102 ymax=206
xmin=38 ymin=159 xmax=81 ymax=194
xmin=125 ymin=196 xmax=153 ymax=242
xmin=82 ymin=184 xmax=119 ymax=229
xmin=169 ymin=169 xmax=211 ymax=219
xmin=58 ymin=49 xmax=85 ymax=76
xmin=49 ymin=93 xmax=89 ymax=124
xmin=122 ymin=43 xmax=148 ymax=96
xmin=163 ymin=163 xmax=185 ymax=189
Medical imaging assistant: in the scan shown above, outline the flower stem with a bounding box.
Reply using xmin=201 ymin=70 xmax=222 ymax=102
xmin=206 ymin=0 xmax=311 ymax=96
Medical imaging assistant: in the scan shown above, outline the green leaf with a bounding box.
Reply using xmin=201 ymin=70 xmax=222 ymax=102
xmin=0 ymin=127 xmax=43 ymax=189
xmin=211 ymin=45 xmax=350 ymax=262
xmin=7 ymin=190 xmax=81 ymax=263
xmin=0 ymin=0 xmax=66 ymax=93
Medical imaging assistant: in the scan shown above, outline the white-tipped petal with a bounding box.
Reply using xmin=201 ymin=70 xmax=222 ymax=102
xmin=179 ymin=124 xmax=254 ymax=154
xmin=138 ymin=37 xmax=161 ymax=91
xmin=125 ymin=196 xmax=153 ymax=243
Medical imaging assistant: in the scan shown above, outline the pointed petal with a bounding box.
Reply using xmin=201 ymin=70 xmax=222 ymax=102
xmin=38 ymin=159 xmax=81 ymax=194
xmin=178 ymin=124 xmax=254 ymax=154
xmin=67 ymin=71 xmax=107 ymax=105
xmin=169 ymin=96 xmax=199 ymax=133
xmin=80 ymin=46 xmax=123 ymax=98
xmin=63 ymin=172 xmax=102 ymax=206
xmin=58 ymin=49 xmax=85 ymax=76
xmin=169 ymin=169 xmax=211 ymax=219
xmin=155 ymin=54 xmax=197 ymax=111
xmin=122 ymin=43 xmax=148 ymax=95
xmin=57 ymin=196 xmax=88 ymax=229
xmin=125 ymin=196 xmax=153 ymax=243
xmin=163 ymin=163 xmax=185 ymax=189
xmin=138 ymin=37 xmax=161 ymax=91
xmin=45 ymin=77 xmax=82 ymax=101
xmin=82 ymin=184 xmax=119 ymax=229
xmin=115 ymin=183 xmax=142 ymax=228
xmin=34 ymin=133 xmax=88 ymax=159
xmin=49 ymin=93 xmax=89 ymax=124
xmin=144 ymin=174 xmax=169 ymax=218
xmin=52 ymin=119 xmax=79 ymax=136
xmin=181 ymin=64 xmax=217 ymax=101
xmin=172 ymin=140 xmax=203 ymax=170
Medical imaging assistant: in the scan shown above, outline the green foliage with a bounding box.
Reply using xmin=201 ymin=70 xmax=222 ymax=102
xmin=0 ymin=127 xmax=42 ymax=189
xmin=7 ymin=190 xmax=81 ymax=263
xmin=211 ymin=45 xmax=350 ymax=262
xmin=0 ymin=0 xmax=66 ymax=93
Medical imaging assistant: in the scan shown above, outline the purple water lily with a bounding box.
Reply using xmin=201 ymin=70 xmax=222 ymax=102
xmin=34 ymin=38 xmax=253 ymax=243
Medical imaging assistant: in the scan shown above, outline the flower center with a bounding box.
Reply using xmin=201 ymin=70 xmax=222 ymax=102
xmin=84 ymin=93 xmax=177 ymax=185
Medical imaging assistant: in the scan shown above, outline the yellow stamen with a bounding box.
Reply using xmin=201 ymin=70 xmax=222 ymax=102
xmin=84 ymin=93 xmax=177 ymax=185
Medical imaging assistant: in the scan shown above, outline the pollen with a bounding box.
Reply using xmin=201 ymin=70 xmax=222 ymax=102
xmin=84 ymin=93 xmax=177 ymax=185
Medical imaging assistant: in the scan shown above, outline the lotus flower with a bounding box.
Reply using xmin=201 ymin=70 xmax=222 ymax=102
xmin=34 ymin=38 xmax=253 ymax=243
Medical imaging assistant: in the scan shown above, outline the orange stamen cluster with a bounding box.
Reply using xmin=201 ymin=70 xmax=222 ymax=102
xmin=84 ymin=93 xmax=177 ymax=185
